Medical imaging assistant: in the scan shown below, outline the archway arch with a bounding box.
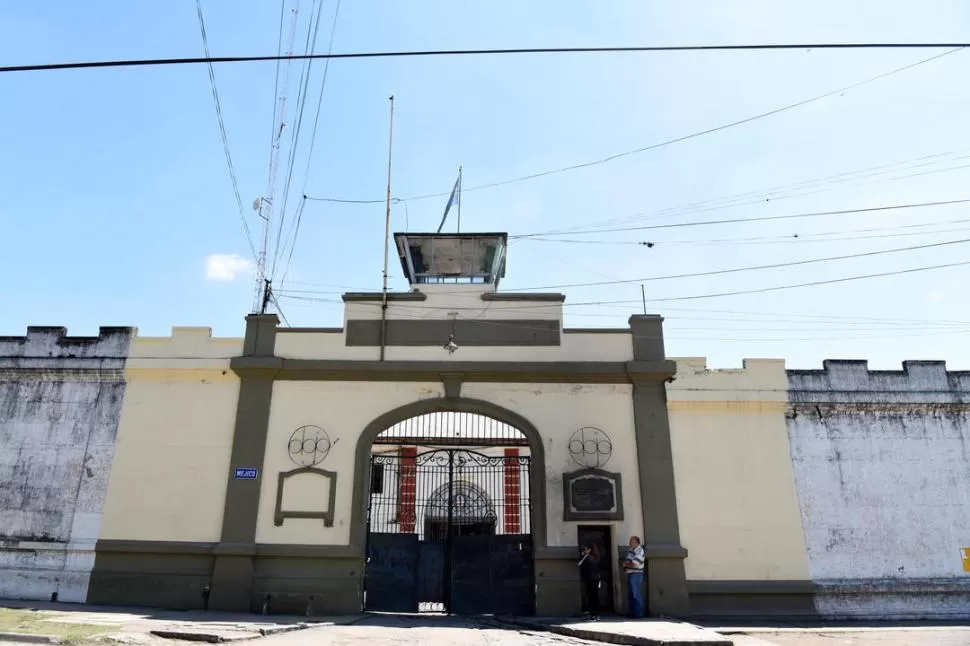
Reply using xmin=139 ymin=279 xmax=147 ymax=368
xmin=349 ymin=397 xmax=548 ymax=553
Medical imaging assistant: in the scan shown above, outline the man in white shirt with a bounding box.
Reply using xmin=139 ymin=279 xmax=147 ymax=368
xmin=622 ymin=535 xmax=645 ymax=618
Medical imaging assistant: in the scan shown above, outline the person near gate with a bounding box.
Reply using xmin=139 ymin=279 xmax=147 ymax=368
xmin=623 ymin=535 xmax=645 ymax=618
xmin=578 ymin=544 xmax=601 ymax=620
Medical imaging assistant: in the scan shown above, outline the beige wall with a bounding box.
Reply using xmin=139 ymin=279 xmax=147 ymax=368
xmin=252 ymin=379 xmax=640 ymax=550
xmin=100 ymin=329 xmax=243 ymax=543
xmin=462 ymin=382 xmax=641 ymax=548
xmin=666 ymin=357 xmax=809 ymax=581
xmin=343 ymin=284 xmax=563 ymax=323
xmin=255 ymin=381 xmax=445 ymax=545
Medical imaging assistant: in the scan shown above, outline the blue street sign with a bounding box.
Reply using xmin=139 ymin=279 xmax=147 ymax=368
xmin=234 ymin=467 xmax=258 ymax=480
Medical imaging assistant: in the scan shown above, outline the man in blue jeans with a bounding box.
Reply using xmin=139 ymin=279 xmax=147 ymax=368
xmin=622 ymin=535 xmax=645 ymax=618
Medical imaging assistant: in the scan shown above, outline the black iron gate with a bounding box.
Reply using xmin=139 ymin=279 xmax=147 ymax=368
xmin=364 ymin=448 xmax=534 ymax=615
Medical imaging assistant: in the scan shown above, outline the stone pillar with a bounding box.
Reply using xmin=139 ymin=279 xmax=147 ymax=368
xmin=628 ymin=315 xmax=690 ymax=617
xmin=209 ymin=314 xmax=278 ymax=612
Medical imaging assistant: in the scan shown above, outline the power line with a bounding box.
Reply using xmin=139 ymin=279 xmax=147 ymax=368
xmin=278 ymin=254 xmax=970 ymax=307
xmin=194 ymin=0 xmax=258 ymax=264
xmin=526 ymin=235 xmax=970 ymax=290
xmin=511 ymin=197 xmax=970 ymax=238
xmin=303 ymin=47 xmax=963 ymax=204
xmin=277 ymin=290 xmax=970 ymax=327
xmin=275 ymin=296 xmax=970 ymax=340
xmin=276 ymin=235 xmax=970 ymax=292
xmin=278 ymin=0 xmax=342 ymax=290
xmin=540 ymin=149 xmax=970 ymax=236
xmin=648 ymin=259 xmax=970 ymax=303
xmin=6 ymin=43 xmax=970 ymax=75
xmin=269 ymin=291 xmax=292 ymax=327
xmin=523 ymin=217 xmax=970 ymax=246
xmin=272 ymin=0 xmax=327 ymax=278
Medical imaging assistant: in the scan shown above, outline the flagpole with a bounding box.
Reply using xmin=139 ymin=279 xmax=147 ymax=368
xmin=456 ymin=166 xmax=462 ymax=233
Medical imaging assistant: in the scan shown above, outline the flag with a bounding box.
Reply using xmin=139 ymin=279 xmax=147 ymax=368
xmin=436 ymin=169 xmax=462 ymax=233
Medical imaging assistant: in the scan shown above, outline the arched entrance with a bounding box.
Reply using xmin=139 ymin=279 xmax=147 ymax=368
xmin=357 ymin=400 xmax=540 ymax=615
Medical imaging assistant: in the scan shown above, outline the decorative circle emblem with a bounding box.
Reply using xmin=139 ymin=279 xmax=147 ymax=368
xmin=287 ymin=425 xmax=331 ymax=467
xmin=568 ymin=426 xmax=612 ymax=468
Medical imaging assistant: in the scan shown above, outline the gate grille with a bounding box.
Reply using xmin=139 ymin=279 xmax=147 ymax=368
xmin=365 ymin=447 xmax=533 ymax=614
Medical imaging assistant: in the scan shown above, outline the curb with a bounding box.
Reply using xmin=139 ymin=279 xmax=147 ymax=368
xmin=149 ymin=631 xmax=261 ymax=643
xmin=492 ymin=617 xmax=732 ymax=646
xmin=152 ymin=620 xmax=325 ymax=643
xmin=0 ymin=633 xmax=62 ymax=645
xmin=258 ymin=623 xmax=311 ymax=637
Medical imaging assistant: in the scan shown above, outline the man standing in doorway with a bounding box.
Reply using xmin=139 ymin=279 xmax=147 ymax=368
xmin=623 ymin=535 xmax=645 ymax=618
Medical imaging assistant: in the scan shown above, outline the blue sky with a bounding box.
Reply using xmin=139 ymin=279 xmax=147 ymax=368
xmin=2 ymin=1 xmax=969 ymax=369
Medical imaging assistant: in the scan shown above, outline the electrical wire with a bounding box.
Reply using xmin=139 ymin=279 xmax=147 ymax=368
xmin=541 ymin=150 xmax=970 ymax=236
xmin=269 ymin=292 xmax=292 ymax=327
xmin=272 ymin=0 xmax=326 ymax=278
xmin=278 ymin=0 xmax=342 ymax=290
xmin=522 ymin=217 xmax=970 ymax=246
xmin=194 ymin=0 xmax=258 ymax=264
xmin=277 ymin=256 xmax=970 ymax=308
xmin=274 ymin=300 xmax=970 ymax=341
xmin=279 ymin=292 xmax=970 ymax=328
xmin=267 ymin=0 xmax=286 ymax=205
xmin=509 ymin=236 xmax=970 ymax=291
xmin=303 ymin=47 xmax=963 ymax=204
xmin=8 ymin=43 xmax=970 ymax=75
xmin=648 ymin=259 xmax=970 ymax=303
xmin=511 ymin=197 xmax=970 ymax=239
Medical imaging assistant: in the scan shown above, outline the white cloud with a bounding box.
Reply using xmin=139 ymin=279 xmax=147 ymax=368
xmin=205 ymin=253 xmax=252 ymax=281
xmin=927 ymin=290 xmax=945 ymax=303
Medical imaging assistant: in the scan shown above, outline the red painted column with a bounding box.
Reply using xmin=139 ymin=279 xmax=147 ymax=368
xmin=504 ymin=448 xmax=521 ymax=533
xmin=399 ymin=447 xmax=417 ymax=533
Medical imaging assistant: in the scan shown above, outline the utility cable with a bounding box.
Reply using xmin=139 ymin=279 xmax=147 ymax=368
xmin=511 ymin=197 xmax=970 ymax=239
xmin=278 ymin=0 xmax=342 ymax=291
xmin=303 ymin=47 xmax=963 ymax=204
xmin=272 ymin=0 xmax=326 ymax=278
xmin=533 ymin=233 xmax=970 ymax=289
xmin=541 ymin=149 xmax=970 ymax=236
xmin=524 ymin=216 xmax=970 ymax=246
xmin=12 ymin=43 xmax=969 ymax=73
xmin=277 ymin=253 xmax=970 ymax=307
xmin=194 ymin=0 xmax=258 ymax=264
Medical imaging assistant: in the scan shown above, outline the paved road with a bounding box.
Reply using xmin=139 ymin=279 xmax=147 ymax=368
xmin=732 ymin=628 xmax=970 ymax=645
xmin=261 ymin=615 xmax=602 ymax=646
xmin=253 ymin=616 xmax=970 ymax=646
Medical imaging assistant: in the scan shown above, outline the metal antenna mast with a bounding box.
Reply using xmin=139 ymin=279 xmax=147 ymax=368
xmin=379 ymin=95 xmax=395 ymax=361
xmin=254 ymin=3 xmax=301 ymax=313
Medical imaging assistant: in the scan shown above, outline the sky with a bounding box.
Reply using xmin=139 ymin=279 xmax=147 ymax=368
xmin=2 ymin=0 xmax=969 ymax=369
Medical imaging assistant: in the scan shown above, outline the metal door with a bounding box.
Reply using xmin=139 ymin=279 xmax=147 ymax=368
xmin=364 ymin=448 xmax=533 ymax=614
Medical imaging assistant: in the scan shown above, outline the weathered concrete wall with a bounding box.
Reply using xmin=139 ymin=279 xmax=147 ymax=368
xmin=0 ymin=326 xmax=133 ymax=602
xmin=787 ymin=360 xmax=970 ymax=619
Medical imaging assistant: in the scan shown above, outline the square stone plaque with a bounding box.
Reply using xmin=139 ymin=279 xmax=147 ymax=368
xmin=562 ymin=468 xmax=624 ymax=521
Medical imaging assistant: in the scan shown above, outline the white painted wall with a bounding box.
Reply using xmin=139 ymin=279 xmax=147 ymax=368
xmin=787 ymin=360 xmax=970 ymax=619
xmin=0 ymin=327 xmax=132 ymax=603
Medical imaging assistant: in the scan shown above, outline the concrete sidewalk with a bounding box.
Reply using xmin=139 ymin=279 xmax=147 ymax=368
xmin=0 ymin=600 xmax=365 ymax=644
xmin=495 ymin=616 xmax=733 ymax=646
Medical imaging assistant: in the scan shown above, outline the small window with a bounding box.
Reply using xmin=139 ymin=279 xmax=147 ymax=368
xmin=370 ymin=464 xmax=384 ymax=494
